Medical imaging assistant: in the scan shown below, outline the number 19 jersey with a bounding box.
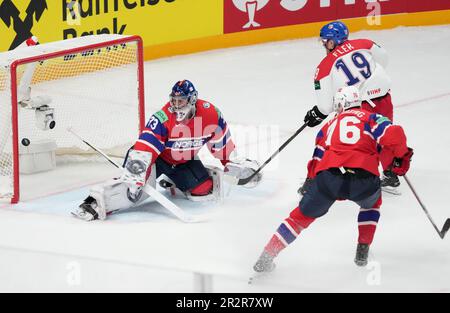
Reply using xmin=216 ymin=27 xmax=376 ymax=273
xmin=314 ymin=39 xmax=392 ymax=115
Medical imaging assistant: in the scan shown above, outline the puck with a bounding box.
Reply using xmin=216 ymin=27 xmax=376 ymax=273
xmin=21 ymin=138 xmax=30 ymax=146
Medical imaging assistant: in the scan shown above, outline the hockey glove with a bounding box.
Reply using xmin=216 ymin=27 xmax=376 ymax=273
xmin=391 ymin=147 xmax=414 ymax=176
xmin=304 ymin=105 xmax=328 ymax=127
xmin=121 ymin=149 xmax=152 ymax=202
xmin=224 ymin=158 xmax=262 ymax=188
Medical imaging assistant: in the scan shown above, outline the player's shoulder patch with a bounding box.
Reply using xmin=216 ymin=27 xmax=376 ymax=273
xmin=197 ymin=100 xmax=222 ymax=121
xmin=314 ymin=80 xmax=321 ymax=90
xmin=375 ymin=115 xmax=391 ymax=124
xmin=154 ymin=110 xmax=169 ymax=123
xmin=370 ymin=113 xmax=391 ymax=124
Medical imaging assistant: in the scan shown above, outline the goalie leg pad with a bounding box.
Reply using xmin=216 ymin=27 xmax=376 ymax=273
xmin=87 ymin=165 xmax=156 ymax=219
xmin=89 ymin=179 xmax=143 ymax=219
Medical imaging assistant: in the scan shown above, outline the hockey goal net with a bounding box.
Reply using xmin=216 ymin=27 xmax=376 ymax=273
xmin=0 ymin=35 xmax=145 ymax=203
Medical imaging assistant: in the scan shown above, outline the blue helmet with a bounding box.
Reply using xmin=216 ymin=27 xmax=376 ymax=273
xmin=169 ymin=80 xmax=198 ymax=121
xmin=170 ymin=80 xmax=198 ymax=105
xmin=320 ymin=21 xmax=349 ymax=46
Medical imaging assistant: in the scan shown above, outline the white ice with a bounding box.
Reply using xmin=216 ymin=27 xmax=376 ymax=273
xmin=0 ymin=25 xmax=449 ymax=292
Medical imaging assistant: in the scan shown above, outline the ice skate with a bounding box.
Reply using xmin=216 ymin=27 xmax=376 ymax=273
xmin=253 ymin=251 xmax=276 ymax=273
xmin=71 ymin=196 xmax=99 ymax=221
xmin=354 ymin=243 xmax=370 ymax=267
xmin=381 ymin=170 xmax=401 ymax=195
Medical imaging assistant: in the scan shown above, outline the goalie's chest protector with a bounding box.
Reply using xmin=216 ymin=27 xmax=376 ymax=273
xmin=160 ymin=100 xmax=221 ymax=164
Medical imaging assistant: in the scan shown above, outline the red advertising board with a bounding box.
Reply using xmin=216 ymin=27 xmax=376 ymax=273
xmin=224 ymin=0 xmax=450 ymax=34
xmin=406 ymin=0 xmax=450 ymax=13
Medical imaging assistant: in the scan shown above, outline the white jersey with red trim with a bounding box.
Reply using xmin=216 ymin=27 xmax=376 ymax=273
xmin=314 ymin=39 xmax=392 ymax=115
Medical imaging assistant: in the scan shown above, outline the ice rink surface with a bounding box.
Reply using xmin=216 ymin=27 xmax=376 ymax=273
xmin=0 ymin=25 xmax=449 ymax=292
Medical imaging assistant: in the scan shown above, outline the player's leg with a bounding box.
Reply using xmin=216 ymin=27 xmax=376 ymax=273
xmin=298 ymin=160 xmax=317 ymax=196
xmin=254 ymin=207 xmax=317 ymax=273
xmin=156 ymin=157 xmax=218 ymax=200
xmin=363 ymin=93 xmax=400 ymax=193
xmin=349 ymin=175 xmax=382 ymax=266
xmin=298 ymin=177 xmax=313 ymax=196
xmin=254 ymin=171 xmax=341 ymax=272
xmin=362 ymin=93 xmax=394 ymax=121
xmin=375 ymin=94 xmax=401 ymax=192
xmin=361 ymin=92 xmax=394 ymax=121
xmin=73 ymin=164 xmax=156 ymax=221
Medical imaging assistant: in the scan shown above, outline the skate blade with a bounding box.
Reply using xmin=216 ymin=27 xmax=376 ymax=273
xmin=248 ymin=271 xmax=271 ymax=285
xmin=70 ymin=211 xmax=94 ymax=221
xmin=354 ymin=260 xmax=368 ymax=267
xmin=382 ymin=186 xmax=401 ymax=195
xmin=248 ymin=265 xmax=275 ymax=285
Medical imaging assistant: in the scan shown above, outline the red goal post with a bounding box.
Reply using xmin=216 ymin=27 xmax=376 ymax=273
xmin=0 ymin=35 xmax=145 ymax=203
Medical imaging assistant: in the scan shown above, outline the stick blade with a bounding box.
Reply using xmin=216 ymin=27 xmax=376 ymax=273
xmin=237 ymin=176 xmax=252 ymax=186
xmin=237 ymin=170 xmax=261 ymax=186
xmin=440 ymin=219 xmax=450 ymax=239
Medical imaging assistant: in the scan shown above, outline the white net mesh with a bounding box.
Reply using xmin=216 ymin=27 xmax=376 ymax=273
xmin=0 ymin=36 xmax=143 ymax=200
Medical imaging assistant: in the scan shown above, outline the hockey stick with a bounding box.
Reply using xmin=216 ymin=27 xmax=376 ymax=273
xmin=404 ymin=175 xmax=450 ymax=239
xmin=67 ymin=127 xmax=121 ymax=168
xmin=237 ymin=123 xmax=308 ymax=186
xmin=67 ymin=127 xmax=205 ymax=223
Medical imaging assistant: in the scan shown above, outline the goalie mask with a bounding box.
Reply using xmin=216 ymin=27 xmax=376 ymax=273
xmin=169 ymin=80 xmax=198 ymax=122
xmin=333 ymin=86 xmax=361 ymax=113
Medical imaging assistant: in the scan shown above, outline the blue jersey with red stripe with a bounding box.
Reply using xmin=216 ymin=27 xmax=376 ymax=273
xmin=134 ymin=99 xmax=235 ymax=166
xmin=307 ymin=108 xmax=408 ymax=178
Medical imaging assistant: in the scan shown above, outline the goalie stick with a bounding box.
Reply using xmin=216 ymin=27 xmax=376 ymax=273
xmin=237 ymin=123 xmax=308 ymax=186
xmin=67 ymin=127 xmax=206 ymax=223
xmin=404 ymin=175 xmax=450 ymax=239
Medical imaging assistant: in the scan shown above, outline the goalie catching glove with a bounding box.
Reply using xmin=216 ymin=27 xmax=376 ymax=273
xmin=224 ymin=158 xmax=262 ymax=187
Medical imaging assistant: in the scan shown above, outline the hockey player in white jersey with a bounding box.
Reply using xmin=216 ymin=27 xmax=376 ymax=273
xmin=301 ymin=21 xmax=400 ymax=195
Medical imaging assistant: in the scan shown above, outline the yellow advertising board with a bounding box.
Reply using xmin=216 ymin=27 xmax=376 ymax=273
xmin=2 ymin=1 xmax=450 ymax=61
xmin=0 ymin=0 xmax=223 ymax=52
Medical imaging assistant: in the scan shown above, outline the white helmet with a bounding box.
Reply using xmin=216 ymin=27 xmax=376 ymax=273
xmin=333 ymin=86 xmax=361 ymax=113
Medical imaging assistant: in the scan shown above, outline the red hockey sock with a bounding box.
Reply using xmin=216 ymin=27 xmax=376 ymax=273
xmin=358 ymin=225 xmax=377 ymax=245
xmin=358 ymin=196 xmax=382 ymax=245
xmin=264 ymin=207 xmax=315 ymax=257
